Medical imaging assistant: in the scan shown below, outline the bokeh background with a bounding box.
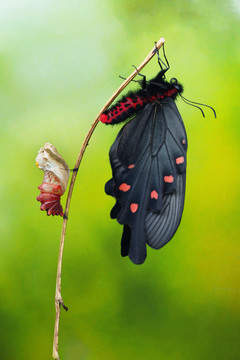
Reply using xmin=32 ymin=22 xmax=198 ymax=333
xmin=0 ymin=0 xmax=239 ymax=359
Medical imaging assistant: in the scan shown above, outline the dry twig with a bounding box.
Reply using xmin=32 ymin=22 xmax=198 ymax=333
xmin=52 ymin=37 xmax=165 ymax=360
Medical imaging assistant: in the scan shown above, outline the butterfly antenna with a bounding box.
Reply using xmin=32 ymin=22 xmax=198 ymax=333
xmin=180 ymin=94 xmax=205 ymax=117
xmin=181 ymin=95 xmax=217 ymax=118
xmin=181 ymin=94 xmax=216 ymax=118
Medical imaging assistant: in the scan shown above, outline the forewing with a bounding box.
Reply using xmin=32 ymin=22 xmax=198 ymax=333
xmin=105 ymin=98 xmax=188 ymax=264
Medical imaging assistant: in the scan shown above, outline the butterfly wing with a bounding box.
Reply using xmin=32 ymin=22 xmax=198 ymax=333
xmin=106 ymin=98 xmax=188 ymax=264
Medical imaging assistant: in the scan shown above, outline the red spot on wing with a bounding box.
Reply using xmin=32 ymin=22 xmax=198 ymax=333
xmin=128 ymin=164 xmax=135 ymax=169
xmin=164 ymin=175 xmax=174 ymax=183
xmin=151 ymin=190 xmax=158 ymax=199
xmin=130 ymin=203 xmax=138 ymax=213
xmin=119 ymin=183 xmax=131 ymax=192
xmin=176 ymin=156 xmax=184 ymax=164
xmin=182 ymin=139 xmax=186 ymax=144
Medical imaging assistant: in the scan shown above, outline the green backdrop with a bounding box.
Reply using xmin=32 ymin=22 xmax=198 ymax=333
xmin=0 ymin=0 xmax=239 ymax=359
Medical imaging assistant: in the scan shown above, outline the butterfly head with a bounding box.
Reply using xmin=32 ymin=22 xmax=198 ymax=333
xmin=170 ymin=77 xmax=182 ymax=91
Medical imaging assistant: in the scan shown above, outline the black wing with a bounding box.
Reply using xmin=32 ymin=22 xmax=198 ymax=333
xmin=105 ymin=97 xmax=188 ymax=264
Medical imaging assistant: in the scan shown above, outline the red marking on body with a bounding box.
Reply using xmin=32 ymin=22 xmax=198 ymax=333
xmin=119 ymin=183 xmax=131 ymax=192
xmin=164 ymin=175 xmax=174 ymax=183
xmin=165 ymin=88 xmax=178 ymax=97
xmin=128 ymin=164 xmax=135 ymax=169
xmin=130 ymin=203 xmax=138 ymax=213
xmin=149 ymin=88 xmax=178 ymax=103
xmin=151 ymin=190 xmax=158 ymax=199
xmin=182 ymin=139 xmax=186 ymax=144
xmin=99 ymin=113 xmax=108 ymax=123
xmin=176 ymin=156 xmax=184 ymax=164
xmin=101 ymin=87 xmax=179 ymax=124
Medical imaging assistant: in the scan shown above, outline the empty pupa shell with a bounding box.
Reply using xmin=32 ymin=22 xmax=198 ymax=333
xmin=36 ymin=143 xmax=70 ymax=216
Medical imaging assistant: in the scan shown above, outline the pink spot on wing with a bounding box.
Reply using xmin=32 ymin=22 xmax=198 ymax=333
xmin=119 ymin=183 xmax=131 ymax=192
xmin=164 ymin=175 xmax=174 ymax=183
xmin=130 ymin=203 xmax=138 ymax=213
xmin=182 ymin=139 xmax=186 ymax=144
xmin=176 ymin=156 xmax=184 ymax=164
xmin=128 ymin=164 xmax=135 ymax=169
xmin=151 ymin=190 xmax=158 ymax=199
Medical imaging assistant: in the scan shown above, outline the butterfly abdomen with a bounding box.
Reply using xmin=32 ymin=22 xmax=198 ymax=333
xmin=100 ymin=94 xmax=148 ymax=124
xmin=100 ymin=72 xmax=183 ymax=125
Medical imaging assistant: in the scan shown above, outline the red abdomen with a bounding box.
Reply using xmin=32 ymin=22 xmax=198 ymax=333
xmin=100 ymin=88 xmax=178 ymax=125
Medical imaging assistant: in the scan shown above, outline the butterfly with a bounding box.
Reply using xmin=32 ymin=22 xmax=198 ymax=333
xmin=100 ymin=46 xmax=215 ymax=264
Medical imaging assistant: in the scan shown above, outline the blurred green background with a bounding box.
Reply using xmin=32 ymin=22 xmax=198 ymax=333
xmin=0 ymin=0 xmax=239 ymax=359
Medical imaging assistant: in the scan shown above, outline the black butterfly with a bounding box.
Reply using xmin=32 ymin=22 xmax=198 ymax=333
xmin=100 ymin=48 xmax=215 ymax=264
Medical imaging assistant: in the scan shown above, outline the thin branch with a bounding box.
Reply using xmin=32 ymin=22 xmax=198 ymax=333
xmin=52 ymin=37 xmax=165 ymax=360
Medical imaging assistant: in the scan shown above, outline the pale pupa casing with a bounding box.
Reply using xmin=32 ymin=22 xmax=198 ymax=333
xmin=36 ymin=143 xmax=70 ymax=216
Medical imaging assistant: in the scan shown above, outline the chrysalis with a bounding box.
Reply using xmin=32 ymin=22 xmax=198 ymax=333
xmin=36 ymin=143 xmax=69 ymax=216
